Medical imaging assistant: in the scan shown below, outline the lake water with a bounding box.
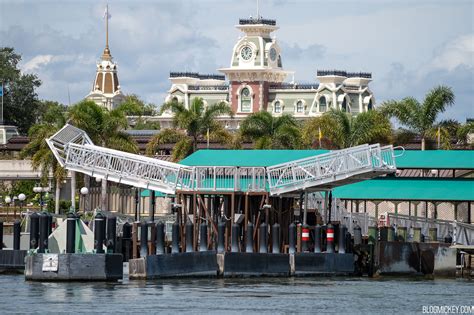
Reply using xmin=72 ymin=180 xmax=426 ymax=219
xmin=1 ymin=273 xmax=472 ymax=314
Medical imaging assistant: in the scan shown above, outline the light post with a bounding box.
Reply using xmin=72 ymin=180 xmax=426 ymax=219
xmin=34 ymin=185 xmax=50 ymax=212
xmin=80 ymin=186 xmax=89 ymax=214
xmin=18 ymin=193 xmax=26 ymax=213
xmin=5 ymin=196 xmax=11 ymax=216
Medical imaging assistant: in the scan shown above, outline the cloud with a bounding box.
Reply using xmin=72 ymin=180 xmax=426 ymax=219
xmin=22 ymin=55 xmax=54 ymax=72
xmin=429 ymin=34 xmax=474 ymax=72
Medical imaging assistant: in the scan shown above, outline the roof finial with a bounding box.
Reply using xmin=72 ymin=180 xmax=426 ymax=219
xmin=102 ymin=4 xmax=112 ymax=60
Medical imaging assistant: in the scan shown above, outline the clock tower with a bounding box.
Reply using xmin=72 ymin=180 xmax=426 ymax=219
xmin=219 ymin=17 xmax=291 ymax=114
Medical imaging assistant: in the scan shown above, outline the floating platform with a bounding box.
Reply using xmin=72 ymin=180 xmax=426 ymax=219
xmin=0 ymin=250 xmax=27 ymax=274
xmin=220 ymin=253 xmax=290 ymax=277
xmin=129 ymin=251 xmax=355 ymax=279
xmin=25 ymin=253 xmax=123 ymax=281
xmin=376 ymin=241 xmax=456 ymax=277
xmin=293 ymin=253 xmax=354 ymax=276
xmin=129 ymin=251 xmax=218 ymax=279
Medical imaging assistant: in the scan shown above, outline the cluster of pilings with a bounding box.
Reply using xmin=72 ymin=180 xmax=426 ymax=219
xmin=131 ymin=219 xmax=356 ymax=257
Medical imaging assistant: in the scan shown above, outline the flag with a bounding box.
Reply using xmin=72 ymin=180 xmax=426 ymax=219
xmin=318 ymin=126 xmax=322 ymax=141
xmin=206 ymin=128 xmax=210 ymax=149
xmin=103 ymin=5 xmax=111 ymax=19
xmin=0 ymin=84 xmax=3 ymax=97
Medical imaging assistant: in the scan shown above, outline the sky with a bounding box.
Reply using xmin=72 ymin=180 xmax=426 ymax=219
xmin=1 ymin=0 xmax=473 ymax=121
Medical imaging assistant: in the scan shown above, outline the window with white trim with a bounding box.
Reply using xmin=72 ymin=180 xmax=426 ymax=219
xmin=319 ymin=96 xmax=327 ymax=112
xmin=274 ymin=101 xmax=282 ymax=113
xmin=296 ymin=100 xmax=304 ymax=113
xmin=240 ymin=88 xmax=251 ymax=112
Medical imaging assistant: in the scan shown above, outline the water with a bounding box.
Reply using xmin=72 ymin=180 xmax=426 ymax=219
xmin=0 ymin=274 xmax=472 ymax=314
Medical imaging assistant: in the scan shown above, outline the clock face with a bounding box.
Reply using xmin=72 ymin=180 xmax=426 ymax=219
xmin=269 ymin=48 xmax=277 ymax=61
xmin=241 ymin=46 xmax=253 ymax=61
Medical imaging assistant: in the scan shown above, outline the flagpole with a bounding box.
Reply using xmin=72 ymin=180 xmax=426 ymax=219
xmin=105 ymin=4 xmax=109 ymax=49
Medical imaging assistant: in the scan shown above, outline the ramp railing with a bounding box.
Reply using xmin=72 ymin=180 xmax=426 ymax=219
xmin=266 ymin=144 xmax=396 ymax=195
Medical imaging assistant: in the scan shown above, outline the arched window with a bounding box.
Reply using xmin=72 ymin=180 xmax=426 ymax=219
xmin=319 ymin=96 xmax=327 ymax=112
xmin=274 ymin=101 xmax=282 ymax=113
xmin=171 ymin=96 xmax=178 ymax=103
xmin=240 ymin=88 xmax=251 ymax=112
xmin=341 ymin=98 xmax=347 ymax=112
xmin=368 ymin=99 xmax=373 ymax=111
xmin=296 ymin=100 xmax=304 ymax=113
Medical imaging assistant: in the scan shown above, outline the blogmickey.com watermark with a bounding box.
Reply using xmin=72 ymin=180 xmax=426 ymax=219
xmin=422 ymin=305 xmax=474 ymax=314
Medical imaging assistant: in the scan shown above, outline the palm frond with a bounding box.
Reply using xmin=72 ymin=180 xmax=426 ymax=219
xmin=422 ymin=85 xmax=455 ymax=130
xmin=171 ymin=137 xmax=193 ymax=162
xmin=145 ymin=129 xmax=188 ymax=156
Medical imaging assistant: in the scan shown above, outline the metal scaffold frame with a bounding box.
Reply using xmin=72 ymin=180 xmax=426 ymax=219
xmin=47 ymin=124 xmax=397 ymax=196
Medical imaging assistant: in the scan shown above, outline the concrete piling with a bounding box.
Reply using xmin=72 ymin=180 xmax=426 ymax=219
xmin=122 ymin=222 xmax=132 ymax=261
xmin=354 ymin=224 xmax=362 ymax=246
xmin=172 ymin=221 xmax=180 ymax=253
xmin=66 ymin=213 xmax=76 ymax=254
xmin=314 ymin=224 xmax=322 ymax=253
xmin=140 ymin=221 xmax=148 ymax=257
xmin=301 ymin=224 xmax=310 ymax=252
xmin=13 ymin=220 xmax=21 ymax=250
xmin=38 ymin=214 xmax=48 ymax=253
xmin=185 ymin=220 xmax=194 ymax=252
xmin=29 ymin=213 xmax=39 ymax=250
xmin=246 ymin=222 xmax=254 ymax=253
xmin=231 ymin=223 xmax=240 ymax=253
xmin=338 ymin=225 xmax=347 ymax=254
xmin=156 ymin=221 xmax=165 ymax=254
xmin=272 ymin=223 xmax=280 ymax=254
xmin=106 ymin=216 xmax=117 ymax=253
xmin=326 ymin=224 xmax=335 ymax=253
xmin=289 ymin=222 xmax=296 ymax=254
xmin=259 ymin=223 xmax=268 ymax=253
xmin=217 ymin=220 xmax=225 ymax=253
xmin=94 ymin=213 xmax=105 ymax=254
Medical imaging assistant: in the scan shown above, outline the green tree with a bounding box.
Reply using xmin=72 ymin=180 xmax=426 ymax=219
xmin=302 ymin=109 xmax=392 ymax=149
xmin=116 ymin=94 xmax=157 ymax=116
xmin=1 ymin=47 xmax=42 ymax=134
xmin=379 ymin=85 xmax=455 ymax=150
xmin=457 ymin=120 xmax=474 ymax=148
xmin=21 ymin=102 xmax=67 ymax=214
xmin=240 ymin=111 xmax=301 ymax=149
xmin=146 ymin=98 xmax=234 ymax=161
xmin=68 ymin=100 xmax=138 ymax=211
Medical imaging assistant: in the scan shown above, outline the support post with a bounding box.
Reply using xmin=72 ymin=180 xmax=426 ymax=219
xmin=259 ymin=222 xmax=267 ymax=253
xmin=29 ymin=212 xmax=39 ymax=250
xmin=66 ymin=212 xmax=76 ymax=254
xmin=94 ymin=213 xmax=105 ymax=254
xmin=149 ymin=190 xmax=156 ymax=222
xmin=106 ymin=216 xmax=117 ymax=253
xmin=231 ymin=223 xmax=240 ymax=253
xmin=199 ymin=222 xmax=208 ymax=252
xmin=172 ymin=221 xmax=180 ymax=253
xmin=38 ymin=214 xmax=48 ymax=253
xmin=140 ymin=221 xmax=148 ymax=257
xmin=246 ymin=222 xmax=254 ymax=253
xmin=272 ymin=223 xmax=280 ymax=253
xmin=13 ymin=220 xmax=21 ymax=250
xmin=185 ymin=220 xmax=194 ymax=252
xmin=314 ymin=224 xmax=322 ymax=253
xmin=289 ymin=222 xmax=296 ymax=254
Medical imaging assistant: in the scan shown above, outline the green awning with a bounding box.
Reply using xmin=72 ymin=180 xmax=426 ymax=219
xmin=140 ymin=190 xmax=170 ymax=198
xmin=395 ymin=150 xmax=474 ymax=170
xmin=179 ymin=149 xmax=329 ymax=167
xmin=333 ymin=178 xmax=474 ymax=201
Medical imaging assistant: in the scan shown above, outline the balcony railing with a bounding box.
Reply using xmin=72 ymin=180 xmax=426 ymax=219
xmin=170 ymin=72 xmax=225 ymax=81
xmin=239 ymin=18 xmax=276 ymax=26
xmin=317 ymin=70 xmax=372 ymax=79
xmin=270 ymin=83 xmax=319 ymax=90
xmin=188 ymin=85 xmax=229 ymax=91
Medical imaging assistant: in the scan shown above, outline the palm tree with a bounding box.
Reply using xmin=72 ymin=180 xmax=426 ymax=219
xmin=240 ymin=111 xmax=301 ymax=149
xmin=21 ymin=103 xmax=67 ymax=214
xmin=379 ymin=85 xmax=455 ymax=150
xmin=302 ymin=109 xmax=392 ymax=149
xmin=68 ymin=100 xmax=138 ymax=211
xmin=146 ymin=98 xmax=234 ymax=161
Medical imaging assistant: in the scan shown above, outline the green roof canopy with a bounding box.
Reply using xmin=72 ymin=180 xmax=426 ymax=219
xmin=333 ymin=178 xmax=474 ymax=201
xmin=395 ymin=150 xmax=474 ymax=170
xmin=179 ymin=149 xmax=329 ymax=167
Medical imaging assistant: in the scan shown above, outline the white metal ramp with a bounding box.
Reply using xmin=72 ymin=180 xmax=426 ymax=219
xmin=47 ymin=124 xmax=397 ymax=196
xmin=266 ymin=144 xmax=397 ymax=195
xmin=47 ymin=124 xmax=192 ymax=194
